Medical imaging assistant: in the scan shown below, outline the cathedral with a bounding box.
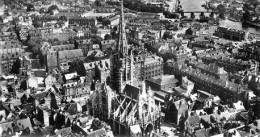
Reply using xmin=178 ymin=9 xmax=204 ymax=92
xmin=89 ymin=1 xmax=162 ymax=135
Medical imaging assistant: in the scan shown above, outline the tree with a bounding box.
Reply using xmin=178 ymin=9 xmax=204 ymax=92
xmin=50 ymin=92 xmax=59 ymax=109
xmin=163 ymin=11 xmax=171 ymax=18
xmin=53 ymin=38 xmax=60 ymax=43
xmin=217 ymin=4 xmax=225 ymax=13
xmin=180 ymin=12 xmax=184 ymax=17
xmin=243 ymin=10 xmax=251 ymax=21
xmin=91 ymin=35 xmax=103 ymax=45
xmin=26 ymin=4 xmax=35 ymax=12
xmin=26 ymin=40 xmax=40 ymax=55
xmin=112 ymin=26 xmax=117 ymax=31
xmin=102 ymin=19 xmax=111 ymax=26
xmin=210 ymin=12 xmax=214 ymax=18
xmin=186 ymin=27 xmax=193 ymax=35
xmin=219 ymin=12 xmax=225 ymax=20
xmin=254 ymin=17 xmax=260 ymax=23
xmin=217 ymin=4 xmax=226 ymax=20
xmin=104 ymin=34 xmax=112 ymax=40
xmin=162 ymin=31 xmax=172 ymax=40
xmin=48 ymin=5 xmax=59 ymax=13
xmin=96 ymin=17 xmax=103 ymax=22
xmin=59 ymin=16 xmax=67 ymax=21
xmin=190 ymin=12 xmax=195 ymax=19
xmin=111 ymin=31 xmax=118 ymax=39
xmin=68 ymin=37 xmax=75 ymax=44
xmin=39 ymin=8 xmax=47 ymax=13
xmin=95 ymin=0 xmax=102 ymax=6
xmin=69 ymin=59 xmax=86 ymax=76
xmin=10 ymin=59 xmax=21 ymax=74
xmin=32 ymin=20 xmax=42 ymax=28
xmin=31 ymin=46 xmax=40 ymax=55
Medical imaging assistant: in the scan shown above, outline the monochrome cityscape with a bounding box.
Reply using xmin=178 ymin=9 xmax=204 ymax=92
xmin=0 ymin=0 xmax=260 ymax=136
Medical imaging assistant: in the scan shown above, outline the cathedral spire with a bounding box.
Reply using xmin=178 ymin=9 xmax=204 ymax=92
xmin=118 ymin=0 xmax=128 ymax=56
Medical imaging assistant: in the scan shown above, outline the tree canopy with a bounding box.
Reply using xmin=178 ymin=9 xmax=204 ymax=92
xmin=243 ymin=10 xmax=251 ymax=21
xmin=162 ymin=31 xmax=172 ymax=40
xmin=91 ymin=35 xmax=103 ymax=45
xmin=104 ymin=34 xmax=112 ymax=40
xmin=185 ymin=27 xmax=193 ymax=35
xmin=102 ymin=19 xmax=111 ymax=26
xmin=26 ymin=4 xmax=35 ymax=12
xmin=163 ymin=11 xmax=179 ymax=19
xmin=95 ymin=0 xmax=102 ymax=6
xmin=48 ymin=5 xmax=59 ymax=13
xmin=25 ymin=40 xmax=40 ymax=55
xmin=69 ymin=59 xmax=86 ymax=76
xmin=121 ymin=0 xmax=165 ymax=13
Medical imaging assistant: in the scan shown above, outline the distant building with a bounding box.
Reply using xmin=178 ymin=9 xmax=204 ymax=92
xmin=214 ymin=27 xmax=248 ymax=41
xmin=68 ymin=17 xmax=97 ymax=27
xmin=29 ymin=28 xmax=77 ymax=41
xmin=63 ymin=82 xmax=90 ymax=100
xmin=51 ymin=44 xmax=75 ymax=52
xmin=0 ymin=41 xmax=23 ymax=75
xmin=165 ymin=98 xmax=189 ymax=125
xmin=58 ymin=49 xmax=84 ymax=72
xmin=201 ymin=52 xmax=251 ymax=73
xmin=0 ymin=0 xmax=4 ymax=16
xmin=165 ymin=59 xmax=248 ymax=103
xmin=134 ymin=12 xmax=165 ymax=22
xmin=109 ymin=15 xmax=120 ymax=26
xmin=46 ymin=51 xmax=59 ymax=73
xmin=83 ymin=59 xmax=110 ymax=83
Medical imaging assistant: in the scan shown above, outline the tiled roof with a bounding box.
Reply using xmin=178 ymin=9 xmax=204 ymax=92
xmin=123 ymin=84 xmax=139 ymax=100
xmin=173 ymin=99 xmax=188 ymax=113
xmin=187 ymin=115 xmax=200 ymax=126
xmin=146 ymin=75 xmax=178 ymax=86
xmin=58 ymin=49 xmax=84 ymax=60
xmin=87 ymin=128 xmax=107 ymax=137
xmin=194 ymin=129 xmax=209 ymax=137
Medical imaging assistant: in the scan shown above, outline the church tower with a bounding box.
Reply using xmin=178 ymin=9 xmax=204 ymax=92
xmin=110 ymin=0 xmax=133 ymax=93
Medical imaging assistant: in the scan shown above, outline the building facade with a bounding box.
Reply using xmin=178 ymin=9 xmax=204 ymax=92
xmin=68 ymin=17 xmax=97 ymax=27
xmin=165 ymin=59 xmax=248 ymax=103
xmin=214 ymin=26 xmax=248 ymax=41
xmin=0 ymin=41 xmax=23 ymax=75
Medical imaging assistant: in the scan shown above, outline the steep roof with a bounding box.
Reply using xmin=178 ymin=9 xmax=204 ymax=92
xmin=87 ymin=128 xmax=107 ymax=137
xmin=58 ymin=49 xmax=83 ymax=60
xmin=123 ymin=84 xmax=139 ymax=100
xmin=194 ymin=129 xmax=209 ymax=137
xmin=186 ymin=115 xmax=200 ymax=126
xmin=147 ymin=75 xmax=178 ymax=86
xmin=173 ymin=98 xmax=188 ymax=111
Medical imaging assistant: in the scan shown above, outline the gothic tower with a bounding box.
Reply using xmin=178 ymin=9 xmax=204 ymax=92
xmin=110 ymin=0 xmax=133 ymax=93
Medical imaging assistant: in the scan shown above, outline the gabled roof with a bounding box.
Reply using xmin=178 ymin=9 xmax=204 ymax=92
xmin=87 ymin=128 xmax=107 ymax=137
xmin=194 ymin=129 xmax=209 ymax=137
xmin=58 ymin=49 xmax=83 ymax=60
xmin=173 ymin=98 xmax=188 ymax=111
xmin=146 ymin=75 xmax=178 ymax=86
xmin=123 ymin=84 xmax=139 ymax=100
xmin=186 ymin=115 xmax=200 ymax=126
